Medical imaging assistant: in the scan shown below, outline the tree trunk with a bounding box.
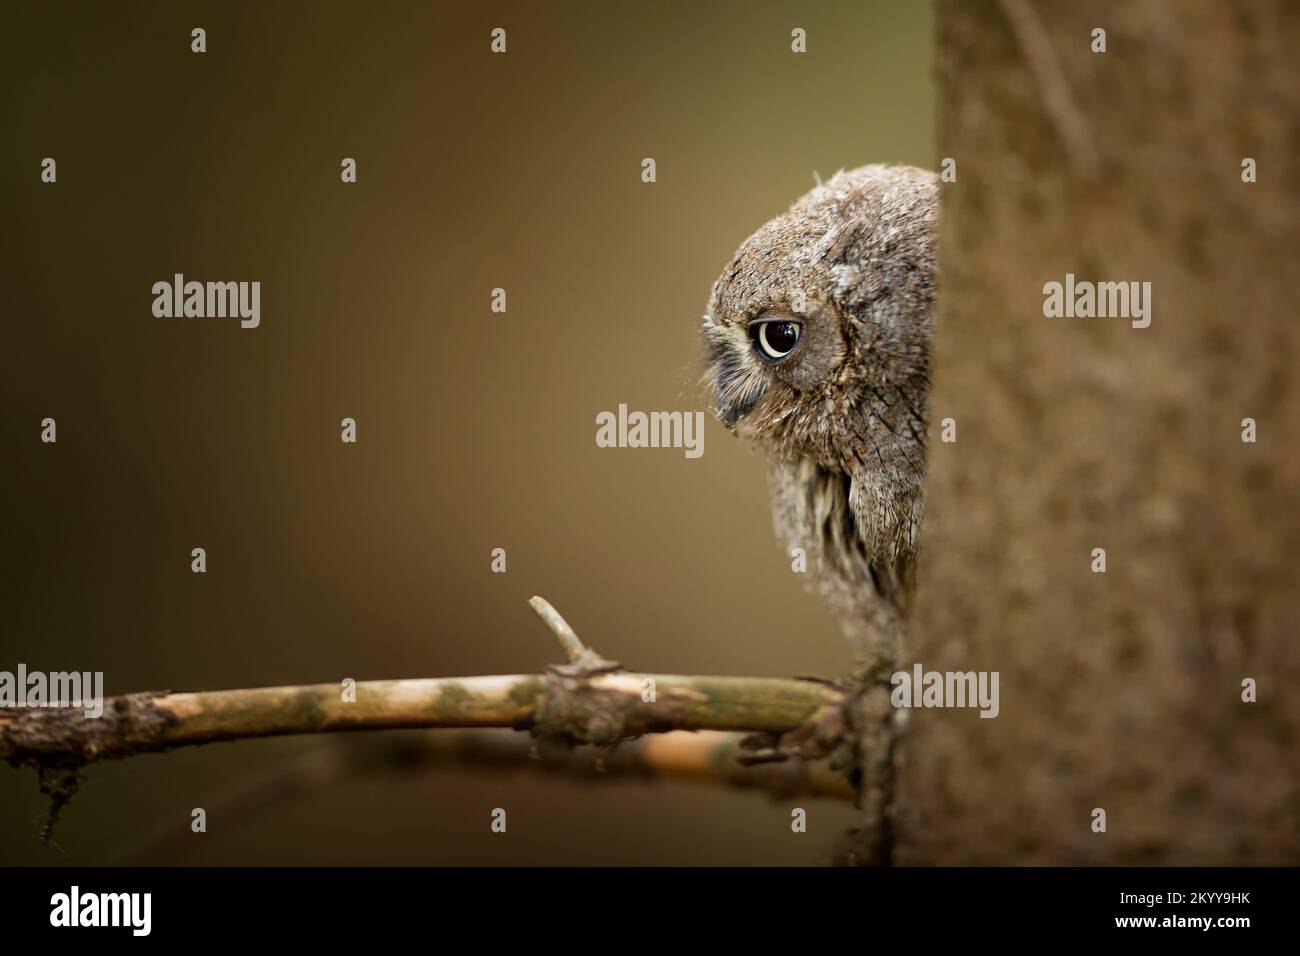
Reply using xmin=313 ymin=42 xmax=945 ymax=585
xmin=896 ymin=0 xmax=1300 ymax=864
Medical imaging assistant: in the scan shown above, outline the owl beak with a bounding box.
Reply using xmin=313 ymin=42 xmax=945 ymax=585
xmin=718 ymin=402 xmax=740 ymax=430
xmin=712 ymin=375 xmax=739 ymax=428
xmin=715 ymin=388 xmax=759 ymax=431
xmin=709 ymin=343 xmax=760 ymax=431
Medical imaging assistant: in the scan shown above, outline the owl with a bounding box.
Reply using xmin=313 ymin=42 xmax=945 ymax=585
xmin=702 ymin=165 xmax=939 ymax=667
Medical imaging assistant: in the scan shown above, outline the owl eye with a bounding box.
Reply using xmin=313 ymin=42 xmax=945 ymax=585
xmin=750 ymin=319 xmax=802 ymax=362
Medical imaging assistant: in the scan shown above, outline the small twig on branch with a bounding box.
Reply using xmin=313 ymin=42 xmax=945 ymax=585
xmin=528 ymin=596 xmax=587 ymax=663
xmin=528 ymin=595 xmax=623 ymax=677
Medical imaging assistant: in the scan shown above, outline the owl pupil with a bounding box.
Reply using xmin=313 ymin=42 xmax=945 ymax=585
xmin=769 ymin=323 xmax=798 ymax=350
xmin=753 ymin=320 xmax=801 ymax=360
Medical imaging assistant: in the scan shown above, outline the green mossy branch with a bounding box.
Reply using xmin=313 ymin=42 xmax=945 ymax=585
xmin=1 ymin=597 xmax=852 ymax=838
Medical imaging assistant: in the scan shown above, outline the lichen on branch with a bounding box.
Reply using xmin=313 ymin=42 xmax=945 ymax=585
xmin=0 ymin=597 xmax=851 ymax=838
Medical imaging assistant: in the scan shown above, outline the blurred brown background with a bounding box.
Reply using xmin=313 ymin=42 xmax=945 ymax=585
xmin=1 ymin=1 xmax=935 ymax=864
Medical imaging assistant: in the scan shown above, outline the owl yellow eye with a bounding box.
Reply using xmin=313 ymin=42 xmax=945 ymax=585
xmin=751 ymin=320 xmax=802 ymax=362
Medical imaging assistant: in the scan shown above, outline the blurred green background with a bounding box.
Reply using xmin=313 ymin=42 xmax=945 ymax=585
xmin=1 ymin=0 xmax=935 ymax=865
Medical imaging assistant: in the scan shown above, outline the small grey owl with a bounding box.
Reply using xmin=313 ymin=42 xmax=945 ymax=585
xmin=702 ymin=165 xmax=938 ymax=667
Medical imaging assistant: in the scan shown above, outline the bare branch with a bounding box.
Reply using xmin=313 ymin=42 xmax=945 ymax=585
xmin=0 ymin=671 xmax=846 ymax=768
xmin=2 ymin=596 xmax=851 ymax=844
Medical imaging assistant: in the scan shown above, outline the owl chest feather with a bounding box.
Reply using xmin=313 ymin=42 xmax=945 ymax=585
xmin=768 ymin=455 xmax=915 ymax=663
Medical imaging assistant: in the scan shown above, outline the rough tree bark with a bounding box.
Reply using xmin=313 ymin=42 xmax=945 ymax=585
xmin=896 ymin=0 xmax=1300 ymax=864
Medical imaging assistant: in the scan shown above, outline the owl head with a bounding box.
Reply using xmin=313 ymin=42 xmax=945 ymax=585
xmin=702 ymin=164 xmax=938 ymax=583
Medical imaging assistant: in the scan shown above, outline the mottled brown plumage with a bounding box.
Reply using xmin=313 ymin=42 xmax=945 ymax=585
xmin=702 ymin=165 xmax=939 ymax=665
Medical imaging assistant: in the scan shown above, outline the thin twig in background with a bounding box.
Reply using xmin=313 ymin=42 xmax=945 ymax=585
xmin=999 ymin=0 xmax=1101 ymax=180
xmin=115 ymin=729 xmax=855 ymax=862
